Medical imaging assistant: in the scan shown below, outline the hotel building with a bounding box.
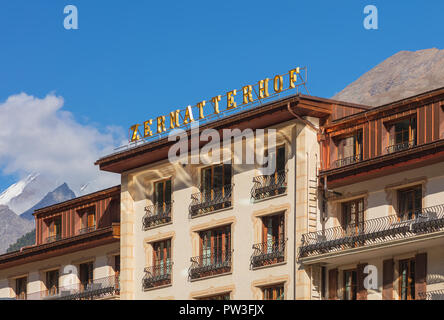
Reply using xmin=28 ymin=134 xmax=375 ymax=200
xmin=95 ymin=93 xmax=367 ymax=300
xmin=0 ymin=186 xmax=121 ymax=300
xmin=299 ymin=87 xmax=444 ymax=300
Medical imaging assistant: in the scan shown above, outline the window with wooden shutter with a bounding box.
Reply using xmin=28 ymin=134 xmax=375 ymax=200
xmin=199 ymin=225 xmax=231 ymax=267
xmin=399 ymin=258 xmax=416 ymax=300
xmin=262 ymin=213 xmax=284 ymax=253
xmin=383 ymin=259 xmax=394 ymax=300
xmin=398 ymin=186 xmax=422 ymax=221
xmin=80 ymin=262 xmax=94 ymax=289
xmin=153 ymin=239 xmax=172 ymax=276
xmin=15 ymin=277 xmax=27 ymax=300
xmin=415 ymin=253 xmax=427 ymax=300
xmin=46 ymin=270 xmax=59 ymax=296
xmin=328 ymin=269 xmax=338 ymax=300
xmin=357 ymin=263 xmax=368 ymax=300
xmin=343 ymin=269 xmax=357 ymax=300
xmin=262 ymin=284 xmax=284 ymax=300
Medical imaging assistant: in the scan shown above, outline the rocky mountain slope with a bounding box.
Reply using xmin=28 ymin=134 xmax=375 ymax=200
xmin=0 ymin=173 xmax=59 ymax=215
xmin=0 ymin=205 xmax=34 ymax=254
xmin=20 ymin=183 xmax=76 ymax=221
xmin=333 ymin=48 xmax=444 ymax=107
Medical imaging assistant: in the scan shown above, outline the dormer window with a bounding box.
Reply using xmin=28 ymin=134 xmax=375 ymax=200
xmin=335 ymin=131 xmax=363 ymax=168
xmin=387 ymin=117 xmax=417 ymax=153
xmin=46 ymin=216 xmax=62 ymax=243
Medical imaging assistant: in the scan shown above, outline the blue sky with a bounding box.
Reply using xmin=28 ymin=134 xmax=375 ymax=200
xmin=0 ymin=0 xmax=443 ymax=192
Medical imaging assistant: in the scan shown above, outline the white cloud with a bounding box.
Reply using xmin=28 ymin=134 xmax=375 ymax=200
xmin=0 ymin=92 xmax=124 ymax=195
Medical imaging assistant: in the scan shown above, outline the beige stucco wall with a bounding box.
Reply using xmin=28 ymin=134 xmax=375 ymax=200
xmin=318 ymin=161 xmax=444 ymax=299
xmin=0 ymin=242 xmax=119 ymax=299
xmin=119 ymin=118 xmax=320 ymax=300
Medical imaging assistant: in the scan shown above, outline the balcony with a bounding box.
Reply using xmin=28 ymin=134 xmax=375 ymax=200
xmin=386 ymin=140 xmax=416 ymax=154
xmin=419 ymin=289 xmax=444 ymax=300
xmin=299 ymin=204 xmax=444 ymax=259
xmin=25 ymin=275 xmax=120 ymax=300
xmin=189 ymin=184 xmax=233 ymax=217
xmin=143 ymin=202 xmax=172 ymax=230
xmin=46 ymin=234 xmax=62 ymax=243
xmin=333 ymin=154 xmax=362 ymax=169
xmin=188 ymin=251 xmax=232 ymax=280
xmin=79 ymin=225 xmax=96 ymax=234
xmin=251 ymin=170 xmax=287 ymax=200
xmin=250 ymin=239 xmax=286 ymax=268
xmin=142 ymin=262 xmax=173 ymax=290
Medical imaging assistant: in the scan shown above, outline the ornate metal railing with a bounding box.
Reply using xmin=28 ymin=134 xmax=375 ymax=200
xmin=419 ymin=289 xmax=444 ymax=300
xmin=189 ymin=251 xmax=232 ymax=280
xmin=333 ymin=154 xmax=362 ymax=168
xmin=25 ymin=275 xmax=120 ymax=300
xmin=79 ymin=225 xmax=96 ymax=234
xmin=251 ymin=170 xmax=287 ymax=200
xmin=299 ymin=204 xmax=444 ymax=258
xmin=143 ymin=202 xmax=172 ymax=229
xmin=386 ymin=140 xmax=416 ymax=154
xmin=142 ymin=262 xmax=173 ymax=290
xmin=46 ymin=234 xmax=62 ymax=243
xmin=15 ymin=292 xmax=27 ymax=300
xmin=189 ymin=184 xmax=233 ymax=217
xmin=250 ymin=239 xmax=286 ymax=268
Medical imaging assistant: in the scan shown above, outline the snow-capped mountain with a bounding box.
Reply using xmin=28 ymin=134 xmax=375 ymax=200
xmin=0 ymin=173 xmax=59 ymax=215
xmin=20 ymin=183 xmax=76 ymax=221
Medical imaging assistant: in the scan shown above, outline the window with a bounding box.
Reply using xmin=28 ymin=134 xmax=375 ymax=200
xmin=190 ymin=164 xmax=232 ymax=216
xmin=200 ymin=226 xmax=231 ymax=267
xmin=343 ymin=270 xmax=357 ymax=300
xmin=399 ymin=259 xmax=415 ymax=300
xmin=15 ymin=277 xmax=27 ymax=300
xmin=398 ymin=186 xmax=422 ymax=221
xmin=154 ymin=179 xmax=172 ymax=208
xmin=264 ymin=145 xmax=286 ymax=174
xmin=387 ymin=117 xmax=417 ymax=152
xmin=196 ymin=292 xmax=231 ymax=300
xmin=46 ymin=270 xmax=59 ymax=296
xmin=263 ymin=284 xmax=284 ymax=300
xmin=252 ymin=146 xmax=287 ymax=200
xmin=201 ymin=164 xmax=232 ymax=194
xmin=341 ymin=198 xmax=364 ymax=233
xmin=153 ymin=239 xmax=172 ymax=276
xmin=337 ymin=131 xmax=363 ymax=166
xmin=79 ymin=262 xmax=94 ymax=289
xmin=47 ymin=216 xmax=62 ymax=242
xmin=262 ymin=214 xmax=284 ymax=253
xmin=114 ymin=255 xmax=120 ymax=275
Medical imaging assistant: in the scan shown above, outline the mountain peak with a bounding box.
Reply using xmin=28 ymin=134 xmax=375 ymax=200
xmin=333 ymin=48 xmax=444 ymax=107
xmin=20 ymin=183 xmax=76 ymax=221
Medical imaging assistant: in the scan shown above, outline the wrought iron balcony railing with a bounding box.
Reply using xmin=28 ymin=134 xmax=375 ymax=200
xmin=333 ymin=154 xmax=362 ymax=169
xmin=419 ymin=289 xmax=444 ymax=300
xmin=250 ymin=238 xmax=286 ymax=268
xmin=188 ymin=251 xmax=232 ymax=280
xmin=251 ymin=170 xmax=287 ymax=200
xmin=299 ymin=204 xmax=444 ymax=258
xmin=142 ymin=262 xmax=173 ymax=290
xmin=25 ymin=275 xmax=120 ymax=300
xmin=386 ymin=140 xmax=416 ymax=154
xmin=46 ymin=234 xmax=62 ymax=243
xmin=143 ymin=202 xmax=172 ymax=230
xmin=189 ymin=184 xmax=233 ymax=217
xmin=79 ymin=225 xmax=96 ymax=234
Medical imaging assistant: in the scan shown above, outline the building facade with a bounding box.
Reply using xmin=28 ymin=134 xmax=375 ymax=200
xmin=96 ymin=94 xmax=367 ymax=300
xmin=299 ymin=87 xmax=444 ymax=300
xmin=0 ymin=186 xmax=121 ymax=300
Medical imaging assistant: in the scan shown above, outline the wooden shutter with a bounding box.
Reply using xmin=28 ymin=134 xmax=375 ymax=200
xmin=328 ymin=269 xmax=338 ymax=300
xmin=357 ymin=263 xmax=368 ymax=300
xmin=415 ymin=253 xmax=427 ymax=300
xmin=382 ymin=259 xmax=394 ymax=300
